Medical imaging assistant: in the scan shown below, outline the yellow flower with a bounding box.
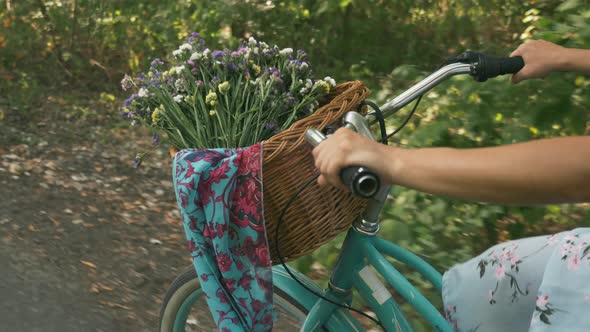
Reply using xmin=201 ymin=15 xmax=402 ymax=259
xmin=0 ymin=110 xmax=4 ymax=121
xmin=206 ymin=90 xmax=218 ymax=107
xmin=319 ymin=81 xmax=330 ymax=94
xmin=151 ymin=105 xmax=164 ymax=125
xmin=218 ymin=81 xmax=230 ymax=95
xmin=252 ymin=64 xmax=261 ymax=76
xmin=209 ymin=110 xmax=217 ymax=116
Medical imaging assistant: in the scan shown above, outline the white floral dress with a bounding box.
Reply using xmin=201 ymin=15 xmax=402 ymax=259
xmin=442 ymin=228 xmax=590 ymax=331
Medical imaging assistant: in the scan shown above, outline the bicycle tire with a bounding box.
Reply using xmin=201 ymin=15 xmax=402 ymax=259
xmin=159 ymin=265 xmax=309 ymax=332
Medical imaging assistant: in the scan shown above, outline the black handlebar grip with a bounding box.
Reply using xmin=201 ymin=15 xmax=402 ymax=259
xmin=305 ymin=127 xmax=381 ymax=199
xmin=475 ymin=55 xmax=524 ymax=82
xmin=340 ymin=166 xmax=380 ymax=199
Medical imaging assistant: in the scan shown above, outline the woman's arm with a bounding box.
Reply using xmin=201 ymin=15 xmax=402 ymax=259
xmin=312 ymin=129 xmax=590 ymax=205
xmin=511 ymin=40 xmax=590 ymax=83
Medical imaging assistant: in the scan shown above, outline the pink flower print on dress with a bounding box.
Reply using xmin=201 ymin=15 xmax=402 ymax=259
xmin=536 ymin=295 xmax=549 ymax=308
xmin=494 ymin=263 xmax=506 ymax=280
xmin=567 ymin=254 xmax=580 ymax=271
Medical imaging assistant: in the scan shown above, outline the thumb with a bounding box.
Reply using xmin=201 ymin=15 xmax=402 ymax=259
xmin=511 ymin=66 xmax=529 ymax=84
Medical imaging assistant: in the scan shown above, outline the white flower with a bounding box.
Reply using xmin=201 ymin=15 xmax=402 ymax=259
xmin=300 ymin=62 xmax=309 ymax=70
xmin=175 ymin=65 xmax=185 ymax=75
xmin=248 ymin=36 xmax=257 ymax=46
xmin=173 ymin=95 xmax=183 ymax=103
xmin=189 ymin=52 xmax=202 ymax=61
xmin=138 ymin=87 xmax=149 ymax=98
xmin=202 ymin=48 xmax=211 ymax=58
xmin=260 ymin=41 xmax=269 ymax=49
xmin=179 ymin=43 xmax=192 ymax=51
xmin=305 ymin=79 xmax=313 ymax=89
xmin=279 ymin=48 xmax=293 ymax=55
xmin=174 ymin=79 xmax=184 ymax=91
xmin=324 ymin=76 xmax=336 ymax=86
xmin=172 ymin=49 xmax=182 ymax=57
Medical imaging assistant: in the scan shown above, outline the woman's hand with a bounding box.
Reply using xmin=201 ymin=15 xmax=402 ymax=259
xmin=510 ymin=39 xmax=567 ymax=83
xmin=311 ymin=128 xmax=397 ymax=191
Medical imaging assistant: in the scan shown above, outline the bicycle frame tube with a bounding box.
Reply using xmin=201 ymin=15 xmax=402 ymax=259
xmin=301 ymin=228 xmax=453 ymax=332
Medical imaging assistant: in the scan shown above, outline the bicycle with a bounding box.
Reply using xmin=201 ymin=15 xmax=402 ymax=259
xmin=159 ymin=51 xmax=525 ymax=332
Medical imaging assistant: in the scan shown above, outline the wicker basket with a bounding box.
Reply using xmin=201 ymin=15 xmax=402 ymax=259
xmin=170 ymin=81 xmax=370 ymax=263
xmin=263 ymin=80 xmax=370 ymax=263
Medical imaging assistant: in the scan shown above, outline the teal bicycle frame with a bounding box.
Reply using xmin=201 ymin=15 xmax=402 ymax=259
xmin=271 ymin=62 xmax=477 ymax=332
xmin=272 ymin=227 xmax=452 ymax=332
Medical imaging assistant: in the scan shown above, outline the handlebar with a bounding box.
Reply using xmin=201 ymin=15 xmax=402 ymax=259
xmin=305 ymin=51 xmax=525 ymax=199
xmin=372 ymin=52 xmax=525 ymax=124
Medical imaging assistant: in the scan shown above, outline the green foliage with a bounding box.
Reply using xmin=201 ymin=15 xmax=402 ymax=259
xmin=3 ymin=1 xmax=589 ymax=330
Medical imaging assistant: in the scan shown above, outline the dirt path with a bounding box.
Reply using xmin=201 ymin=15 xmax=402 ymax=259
xmin=0 ymin=99 xmax=191 ymax=331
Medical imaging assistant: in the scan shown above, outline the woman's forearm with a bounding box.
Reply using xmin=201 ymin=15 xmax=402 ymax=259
xmin=391 ymin=136 xmax=590 ymax=205
xmin=562 ymin=48 xmax=590 ymax=74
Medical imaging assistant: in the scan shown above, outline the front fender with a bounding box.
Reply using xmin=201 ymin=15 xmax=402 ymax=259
xmin=272 ymin=265 xmax=365 ymax=332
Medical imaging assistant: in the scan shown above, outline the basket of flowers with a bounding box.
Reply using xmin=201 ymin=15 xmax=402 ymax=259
xmin=121 ymin=33 xmax=369 ymax=264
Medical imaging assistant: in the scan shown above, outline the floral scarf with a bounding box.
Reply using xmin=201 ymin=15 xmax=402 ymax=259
xmin=172 ymin=143 xmax=274 ymax=331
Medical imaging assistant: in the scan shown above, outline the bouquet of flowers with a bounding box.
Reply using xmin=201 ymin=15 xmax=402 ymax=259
xmin=120 ymin=33 xmax=335 ymax=163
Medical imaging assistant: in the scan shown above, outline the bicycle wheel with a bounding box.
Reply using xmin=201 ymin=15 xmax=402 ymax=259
xmin=159 ymin=266 xmax=308 ymax=332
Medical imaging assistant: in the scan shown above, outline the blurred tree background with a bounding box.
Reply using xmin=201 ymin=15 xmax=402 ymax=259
xmin=1 ymin=0 xmax=588 ymax=330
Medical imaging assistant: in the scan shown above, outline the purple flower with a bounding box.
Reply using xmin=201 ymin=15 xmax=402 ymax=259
xmin=297 ymin=49 xmax=307 ymax=60
xmin=283 ymin=93 xmax=297 ymax=109
xmin=123 ymin=93 xmax=138 ymax=108
xmin=150 ymin=58 xmax=164 ymax=68
xmin=266 ymin=67 xmax=282 ymax=84
xmin=152 ymin=134 xmax=160 ymax=145
xmin=120 ymin=74 xmax=133 ymax=91
xmin=186 ymin=60 xmax=195 ymax=67
xmin=264 ymin=123 xmax=277 ymax=131
xmin=212 ymin=50 xmax=224 ymax=58
xmin=133 ymin=157 xmax=142 ymax=168
xmin=187 ymin=32 xmax=200 ymax=43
